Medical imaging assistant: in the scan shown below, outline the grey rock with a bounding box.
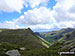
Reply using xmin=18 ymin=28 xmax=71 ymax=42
xmin=20 ymin=47 xmax=26 ymax=51
xmin=6 ymin=50 xmax=20 ymax=56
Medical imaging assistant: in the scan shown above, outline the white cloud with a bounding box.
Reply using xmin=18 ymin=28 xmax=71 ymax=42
xmin=0 ymin=0 xmax=49 ymax=13
xmin=24 ymin=23 xmax=58 ymax=32
xmin=18 ymin=7 xmax=52 ymax=25
xmin=24 ymin=0 xmax=49 ymax=8
xmin=52 ymin=0 xmax=75 ymax=28
xmin=0 ymin=19 xmax=19 ymax=29
xmin=0 ymin=0 xmax=24 ymax=13
xmin=26 ymin=24 xmax=55 ymax=30
xmin=0 ymin=7 xmax=54 ymax=30
xmin=57 ymin=21 xmax=75 ymax=28
xmin=1 ymin=0 xmax=75 ymax=31
xmin=0 ymin=20 xmax=57 ymax=31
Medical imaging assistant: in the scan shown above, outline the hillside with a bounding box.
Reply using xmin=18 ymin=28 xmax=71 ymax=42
xmin=33 ymin=28 xmax=75 ymax=56
xmin=0 ymin=28 xmax=45 ymax=55
xmin=35 ymin=28 xmax=75 ymax=43
xmin=49 ymin=30 xmax=75 ymax=52
xmin=0 ymin=28 xmax=75 ymax=56
xmin=21 ymin=29 xmax=75 ymax=56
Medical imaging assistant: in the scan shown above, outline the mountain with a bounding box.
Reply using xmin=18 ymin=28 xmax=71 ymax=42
xmin=0 ymin=28 xmax=75 ymax=56
xmin=21 ymin=29 xmax=75 ymax=56
xmin=35 ymin=28 xmax=75 ymax=52
xmin=49 ymin=30 xmax=75 ymax=52
xmin=35 ymin=28 xmax=75 ymax=43
xmin=0 ymin=28 xmax=45 ymax=55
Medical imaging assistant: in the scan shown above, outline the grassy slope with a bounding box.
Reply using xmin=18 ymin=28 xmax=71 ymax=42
xmin=36 ymin=28 xmax=75 ymax=43
xmin=0 ymin=28 xmax=45 ymax=49
xmin=0 ymin=28 xmax=46 ymax=55
xmin=21 ymin=28 xmax=75 ymax=56
xmin=0 ymin=28 xmax=75 ymax=56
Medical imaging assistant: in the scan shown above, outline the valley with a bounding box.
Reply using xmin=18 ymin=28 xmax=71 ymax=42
xmin=0 ymin=28 xmax=75 ymax=56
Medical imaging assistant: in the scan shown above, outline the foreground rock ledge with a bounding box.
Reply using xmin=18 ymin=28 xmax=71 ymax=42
xmin=6 ymin=50 xmax=20 ymax=56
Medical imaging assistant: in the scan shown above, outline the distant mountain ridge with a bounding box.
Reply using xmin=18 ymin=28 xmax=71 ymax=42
xmin=35 ymin=28 xmax=75 ymax=42
xmin=0 ymin=28 xmax=75 ymax=56
xmin=35 ymin=28 xmax=75 ymax=53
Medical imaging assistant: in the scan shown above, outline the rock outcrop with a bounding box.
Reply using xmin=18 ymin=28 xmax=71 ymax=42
xmin=6 ymin=50 xmax=20 ymax=56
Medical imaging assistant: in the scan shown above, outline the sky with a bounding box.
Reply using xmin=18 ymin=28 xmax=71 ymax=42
xmin=0 ymin=0 xmax=75 ymax=32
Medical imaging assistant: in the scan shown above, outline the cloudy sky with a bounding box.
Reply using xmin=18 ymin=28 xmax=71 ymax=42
xmin=0 ymin=0 xmax=75 ymax=32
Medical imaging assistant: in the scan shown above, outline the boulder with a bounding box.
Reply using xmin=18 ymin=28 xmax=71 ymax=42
xmin=6 ymin=50 xmax=20 ymax=56
xmin=20 ymin=47 xmax=26 ymax=51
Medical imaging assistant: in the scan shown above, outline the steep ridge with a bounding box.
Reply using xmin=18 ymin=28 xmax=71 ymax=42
xmin=0 ymin=28 xmax=45 ymax=49
xmin=0 ymin=28 xmax=46 ymax=55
